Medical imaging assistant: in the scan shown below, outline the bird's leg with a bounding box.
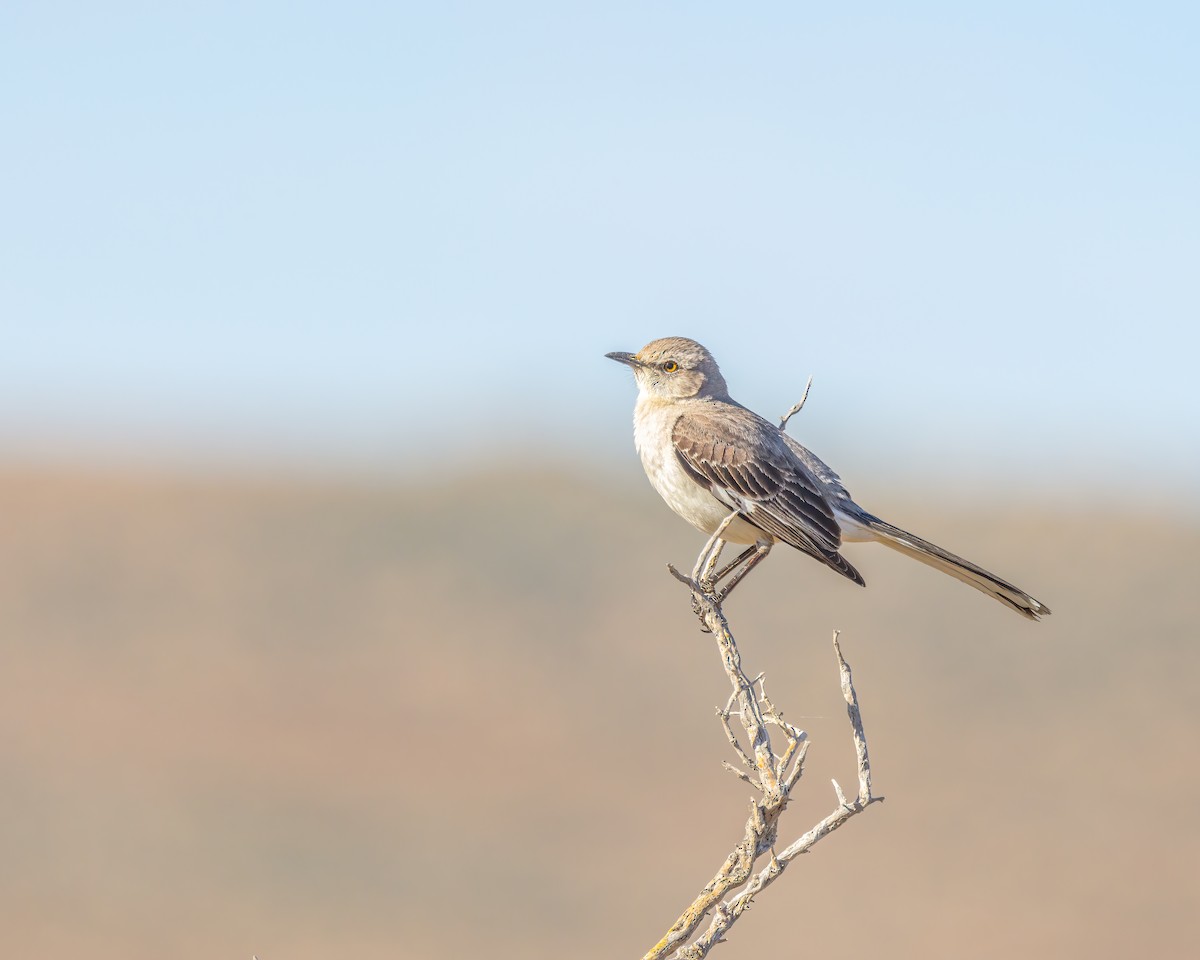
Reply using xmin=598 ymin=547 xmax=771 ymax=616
xmin=716 ymin=542 xmax=773 ymax=603
xmin=691 ymin=536 xmax=714 ymax=584
xmin=696 ymin=538 xmax=727 ymax=591
xmin=692 ymin=513 xmax=740 ymax=591
xmin=711 ymin=545 xmax=758 ymax=584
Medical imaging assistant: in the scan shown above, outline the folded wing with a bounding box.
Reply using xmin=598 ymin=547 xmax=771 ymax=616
xmin=671 ymin=408 xmax=865 ymax=586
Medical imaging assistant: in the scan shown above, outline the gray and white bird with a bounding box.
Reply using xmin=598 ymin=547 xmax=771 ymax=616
xmin=606 ymin=336 xmax=1050 ymax=620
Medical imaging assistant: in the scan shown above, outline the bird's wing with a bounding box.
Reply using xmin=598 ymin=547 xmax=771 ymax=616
xmin=671 ymin=406 xmax=864 ymax=585
xmin=781 ymin=434 xmax=856 ymax=508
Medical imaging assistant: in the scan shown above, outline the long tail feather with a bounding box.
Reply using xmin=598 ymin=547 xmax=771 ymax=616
xmin=854 ymin=516 xmax=1051 ymax=621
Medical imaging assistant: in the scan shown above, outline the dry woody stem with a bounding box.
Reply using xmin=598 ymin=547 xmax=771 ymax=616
xmin=648 ymin=512 xmax=883 ymax=960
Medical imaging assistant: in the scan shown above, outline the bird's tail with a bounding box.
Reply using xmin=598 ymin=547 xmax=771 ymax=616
xmin=845 ymin=513 xmax=1051 ymax=621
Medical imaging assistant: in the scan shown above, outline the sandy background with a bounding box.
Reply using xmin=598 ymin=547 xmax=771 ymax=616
xmin=1 ymin=463 xmax=1195 ymax=958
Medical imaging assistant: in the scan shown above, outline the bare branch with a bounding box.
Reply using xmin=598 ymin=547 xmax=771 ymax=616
xmin=834 ymin=630 xmax=876 ymax=805
xmin=778 ymin=375 xmax=814 ymax=432
xmin=666 ymin=562 xmax=693 ymax=586
xmin=643 ymin=517 xmax=882 ymax=960
xmin=717 ymin=697 xmax=757 ymax=776
xmin=721 ymin=761 xmax=762 ymax=790
xmin=781 ymin=739 xmax=809 ymax=792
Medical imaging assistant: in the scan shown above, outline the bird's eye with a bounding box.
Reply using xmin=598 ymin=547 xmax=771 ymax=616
xmin=663 ymin=360 xmax=679 ymax=373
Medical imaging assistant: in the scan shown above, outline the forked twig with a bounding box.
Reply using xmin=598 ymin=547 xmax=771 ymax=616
xmin=644 ymin=514 xmax=883 ymax=960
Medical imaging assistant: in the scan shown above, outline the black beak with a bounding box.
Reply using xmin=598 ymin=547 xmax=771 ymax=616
xmin=605 ymin=351 xmax=643 ymax=368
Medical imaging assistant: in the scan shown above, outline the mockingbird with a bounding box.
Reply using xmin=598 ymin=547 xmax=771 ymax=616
xmin=607 ymin=336 xmax=1050 ymax=620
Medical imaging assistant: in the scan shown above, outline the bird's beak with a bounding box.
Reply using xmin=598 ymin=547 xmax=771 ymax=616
xmin=605 ymin=351 xmax=644 ymax=368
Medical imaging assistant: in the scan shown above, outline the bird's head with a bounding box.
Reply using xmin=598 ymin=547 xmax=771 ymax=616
xmin=605 ymin=337 xmax=729 ymax=400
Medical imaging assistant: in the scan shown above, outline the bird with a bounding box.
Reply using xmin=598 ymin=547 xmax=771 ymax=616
xmin=606 ymin=336 xmax=1050 ymax=620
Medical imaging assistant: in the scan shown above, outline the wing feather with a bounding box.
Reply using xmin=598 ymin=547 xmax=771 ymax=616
xmin=671 ymin=407 xmax=865 ymax=586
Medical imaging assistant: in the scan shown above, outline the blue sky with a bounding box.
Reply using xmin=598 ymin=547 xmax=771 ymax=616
xmin=2 ymin=2 xmax=1197 ymax=498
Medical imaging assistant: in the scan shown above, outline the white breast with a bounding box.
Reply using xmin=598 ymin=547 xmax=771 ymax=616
xmin=632 ymin=397 xmax=766 ymax=546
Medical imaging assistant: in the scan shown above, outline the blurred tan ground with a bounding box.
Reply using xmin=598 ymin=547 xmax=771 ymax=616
xmin=0 ymin=464 xmax=1197 ymax=958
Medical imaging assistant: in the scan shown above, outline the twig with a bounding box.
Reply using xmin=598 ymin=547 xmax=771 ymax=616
xmin=778 ymin=376 xmax=814 ymax=432
xmin=642 ymin=516 xmax=883 ymax=960
xmin=717 ymin=694 xmax=757 ymax=775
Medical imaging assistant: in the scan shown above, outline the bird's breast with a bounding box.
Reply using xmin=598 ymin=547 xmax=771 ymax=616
xmin=632 ymin=400 xmax=765 ymax=545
